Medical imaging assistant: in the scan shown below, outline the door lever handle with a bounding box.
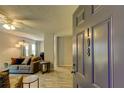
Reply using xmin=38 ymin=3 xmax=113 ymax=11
xmin=71 ymin=71 xmax=76 ymax=73
xmin=73 ymin=64 xmax=76 ymax=66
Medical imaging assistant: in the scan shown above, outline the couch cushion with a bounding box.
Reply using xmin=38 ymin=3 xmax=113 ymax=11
xmin=21 ymin=57 xmax=30 ymax=65
xmin=16 ymin=58 xmax=25 ymax=64
xmin=19 ymin=65 xmax=30 ymax=70
xmin=9 ymin=65 xmax=18 ymax=70
xmin=11 ymin=58 xmax=25 ymax=65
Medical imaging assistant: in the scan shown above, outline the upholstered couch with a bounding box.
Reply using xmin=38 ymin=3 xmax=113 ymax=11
xmin=9 ymin=57 xmax=41 ymax=74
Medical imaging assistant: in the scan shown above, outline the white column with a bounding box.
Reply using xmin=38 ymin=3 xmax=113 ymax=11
xmin=44 ymin=33 xmax=54 ymax=70
xmin=54 ymin=35 xmax=58 ymax=69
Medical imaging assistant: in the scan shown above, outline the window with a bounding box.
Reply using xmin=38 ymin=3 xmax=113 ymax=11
xmin=76 ymin=9 xmax=85 ymax=26
xmin=91 ymin=5 xmax=101 ymax=14
xmin=25 ymin=44 xmax=29 ymax=56
xmin=32 ymin=44 xmax=36 ymax=56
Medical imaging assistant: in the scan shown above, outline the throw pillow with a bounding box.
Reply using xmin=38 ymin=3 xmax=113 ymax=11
xmin=21 ymin=57 xmax=30 ymax=65
xmin=15 ymin=58 xmax=25 ymax=65
xmin=27 ymin=58 xmax=31 ymax=65
xmin=11 ymin=58 xmax=16 ymax=65
xmin=31 ymin=56 xmax=40 ymax=62
xmin=31 ymin=56 xmax=36 ymax=62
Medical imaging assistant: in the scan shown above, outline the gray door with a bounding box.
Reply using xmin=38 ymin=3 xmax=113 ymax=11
xmin=72 ymin=32 xmax=85 ymax=88
xmin=92 ymin=19 xmax=111 ymax=88
xmin=72 ymin=19 xmax=111 ymax=88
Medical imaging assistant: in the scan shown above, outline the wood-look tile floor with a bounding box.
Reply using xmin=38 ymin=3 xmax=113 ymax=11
xmin=11 ymin=67 xmax=73 ymax=88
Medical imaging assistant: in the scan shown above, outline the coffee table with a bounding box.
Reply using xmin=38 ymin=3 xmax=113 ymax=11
xmin=23 ymin=75 xmax=39 ymax=88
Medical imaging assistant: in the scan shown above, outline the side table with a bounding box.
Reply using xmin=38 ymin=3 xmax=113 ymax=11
xmin=39 ymin=62 xmax=50 ymax=74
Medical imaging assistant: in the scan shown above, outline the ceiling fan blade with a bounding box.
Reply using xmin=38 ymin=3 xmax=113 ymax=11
xmin=0 ymin=13 xmax=7 ymax=23
xmin=0 ymin=12 xmax=38 ymax=30
xmin=0 ymin=12 xmax=14 ymax=24
xmin=13 ymin=16 xmax=41 ymax=21
xmin=14 ymin=21 xmax=34 ymax=30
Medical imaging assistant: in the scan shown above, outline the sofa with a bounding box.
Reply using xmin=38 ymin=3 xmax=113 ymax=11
xmin=9 ymin=56 xmax=41 ymax=74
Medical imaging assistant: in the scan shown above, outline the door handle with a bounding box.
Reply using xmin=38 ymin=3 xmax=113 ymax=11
xmin=71 ymin=63 xmax=76 ymax=73
xmin=73 ymin=64 xmax=76 ymax=66
xmin=71 ymin=71 xmax=76 ymax=74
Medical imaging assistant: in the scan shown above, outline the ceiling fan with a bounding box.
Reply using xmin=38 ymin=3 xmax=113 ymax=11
xmin=0 ymin=12 xmax=34 ymax=30
xmin=0 ymin=13 xmax=16 ymax=30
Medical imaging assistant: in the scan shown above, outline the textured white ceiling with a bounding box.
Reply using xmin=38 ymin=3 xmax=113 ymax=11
xmin=0 ymin=5 xmax=78 ymax=40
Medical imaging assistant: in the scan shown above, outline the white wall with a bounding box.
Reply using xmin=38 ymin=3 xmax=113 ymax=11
xmin=0 ymin=31 xmax=36 ymax=68
xmin=57 ymin=36 xmax=72 ymax=66
xmin=40 ymin=41 xmax=44 ymax=52
xmin=0 ymin=31 xmax=21 ymax=67
xmin=44 ymin=33 xmax=54 ymax=70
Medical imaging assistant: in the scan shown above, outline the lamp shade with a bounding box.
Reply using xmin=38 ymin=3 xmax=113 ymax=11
xmin=15 ymin=44 xmax=20 ymax=48
xmin=19 ymin=41 xmax=24 ymax=45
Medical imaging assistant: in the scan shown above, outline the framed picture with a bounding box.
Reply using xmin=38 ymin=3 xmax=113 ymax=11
xmin=76 ymin=9 xmax=85 ymax=26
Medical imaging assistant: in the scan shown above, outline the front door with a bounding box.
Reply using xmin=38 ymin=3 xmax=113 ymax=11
xmin=72 ymin=18 xmax=112 ymax=88
xmin=72 ymin=32 xmax=85 ymax=88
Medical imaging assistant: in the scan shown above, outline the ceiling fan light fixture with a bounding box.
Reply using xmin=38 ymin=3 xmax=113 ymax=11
xmin=3 ymin=24 xmax=15 ymax=30
xmin=3 ymin=24 xmax=10 ymax=30
xmin=11 ymin=25 xmax=15 ymax=30
xmin=19 ymin=41 xmax=24 ymax=45
xmin=15 ymin=44 xmax=20 ymax=48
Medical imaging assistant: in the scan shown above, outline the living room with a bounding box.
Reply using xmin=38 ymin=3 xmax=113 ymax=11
xmin=0 ymin=5 xmax=77 ymax=88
